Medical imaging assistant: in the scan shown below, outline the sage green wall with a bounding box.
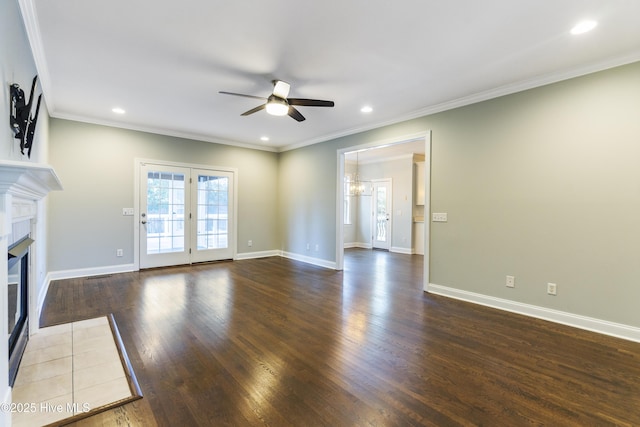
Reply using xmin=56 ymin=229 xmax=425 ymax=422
xmin=278 ymin=140 xmax=339 ymax=259
xmin=48 ymin=119 xmax=279 ymax=272
xmin=278 ymin=61 xmax=640 ymax=327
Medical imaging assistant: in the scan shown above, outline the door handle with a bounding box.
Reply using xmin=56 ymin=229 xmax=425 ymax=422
xmin=141 ymin=221 xmax=147 ymax=224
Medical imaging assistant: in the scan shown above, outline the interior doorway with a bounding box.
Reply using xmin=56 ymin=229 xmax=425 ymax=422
xmin=336 ymin=130 xmax=431 ymax=290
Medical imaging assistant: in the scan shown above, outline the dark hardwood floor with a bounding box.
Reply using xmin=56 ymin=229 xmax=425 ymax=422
xmin=40 ymin=249 xmax=640 ymax=426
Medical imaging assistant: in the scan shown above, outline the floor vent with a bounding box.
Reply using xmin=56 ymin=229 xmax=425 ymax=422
xmin=84 ymin=274 xmax=114 ymax=281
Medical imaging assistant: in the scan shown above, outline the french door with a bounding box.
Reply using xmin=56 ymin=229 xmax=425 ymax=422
xmin=372 ymin=179 xmax=392 ymax=250
xmin=139 ymin=163 xmax=234 ymax=268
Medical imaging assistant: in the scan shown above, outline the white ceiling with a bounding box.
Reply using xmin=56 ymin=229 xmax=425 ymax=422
xmin=19 ymin=0 xmax=640 ymax=152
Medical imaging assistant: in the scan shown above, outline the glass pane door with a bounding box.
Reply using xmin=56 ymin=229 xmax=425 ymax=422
xmin=191 ymin=169 xmax=234 ymax=262
xmin=140 ymin=164 xmax=191 ymax=268
xmin=372 ymin=180 xmax=392 ymax=250
xmin=376 ymin=186 xmax=387 ymax=242
xmin=139 ymin=164 xmax=235 ymax=268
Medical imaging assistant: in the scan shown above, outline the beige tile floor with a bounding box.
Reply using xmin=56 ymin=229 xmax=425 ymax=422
xmin=11 ymin=317 xmax=132 ymax=427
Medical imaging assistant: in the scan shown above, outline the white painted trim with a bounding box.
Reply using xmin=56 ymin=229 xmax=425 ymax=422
xmin=48 ymin=264 xmax=136 ymax=282
xmin=281 ymin=251 xmax=337 ymax=270
xmin=427 ymin=283 xmax=640 ymax=343
xmin=18 ymin=0 xmax=640 ymax=155
xmin=18 ymin=0 xmax=56 ymax=112
xmin=2 ymin=386 xmax=10 ymax=427
xmin=423 ymin=131 xmax=432 ymax=287
xmin=390 ymin=246 xmax=413 ymax=255
xmin=280 ymin=52 xmax=640 ymax=152
xmin=50 ymin=111 xmax=280 ymax=153
xmin=37 ymin=272 xmax=53 ymax=329
xmin=45 ymin=252 xmax=337 ymax=290
xmin=235 ymin=250 xmax=281 ymax=260
xmin=344 ymin=242 xmax=374 ymax=249
xmin=344 ymin=242 xmax=373 ymax=249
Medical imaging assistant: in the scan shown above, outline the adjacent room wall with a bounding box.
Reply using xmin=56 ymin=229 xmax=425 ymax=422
xmin=358 ymin=156 xmax=414 ymax=253
xmin=278 ymin=61 xmax=640 ymax=330
xmin=47 ymin=119 xmax=279 ymax=273
xmin=278 ymin=140 xmax=340 ymax=265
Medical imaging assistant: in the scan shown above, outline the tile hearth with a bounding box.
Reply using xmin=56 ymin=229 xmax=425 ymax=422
xmin=11 ymin=317 xmax=136 ymax=427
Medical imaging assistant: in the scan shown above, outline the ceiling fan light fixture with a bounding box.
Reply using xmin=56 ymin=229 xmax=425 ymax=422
xmin=265 ymin=97 xmax=289 ymax=116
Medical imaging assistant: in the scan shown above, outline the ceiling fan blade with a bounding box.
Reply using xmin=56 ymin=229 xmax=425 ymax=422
xmin=272 ymin=80 xmax=290 ymax=99
xmin=219 ymin=91 xmax=267 ymax=101
xmin=288 ymin=106 xmax=306 ymax=122
xmin=241 ymin=104 xmax=266 ymax=116
xmin=288 ymin=98 xmax=335 ymax=107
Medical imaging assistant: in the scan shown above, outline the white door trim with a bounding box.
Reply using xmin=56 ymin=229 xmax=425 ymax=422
xmin=134 ymin=158 xmax=239 ymax=270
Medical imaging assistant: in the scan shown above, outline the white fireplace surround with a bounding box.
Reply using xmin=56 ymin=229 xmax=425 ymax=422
xmin=0 ymin=159 xmax=62 ymax=424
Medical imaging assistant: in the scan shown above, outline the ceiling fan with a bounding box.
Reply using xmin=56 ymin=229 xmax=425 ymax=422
xmin=219 ymin=80 xmax=334 ymax=122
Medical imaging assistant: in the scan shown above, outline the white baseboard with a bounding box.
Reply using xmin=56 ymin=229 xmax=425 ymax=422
xmin=48 ymin=263 xmax=136 ymax=282
xmin=344 ymin=244 xmax=412 ymax=254
xmin=390 ymin=246 xmax=413 ymax=255
xmin=427 ymin=283 xmax=640 ymax=343
xmin=344 ymin=242 xmax=372 ymax=249
xmin=37 ymin=264 xmax=135 ymax=330
xmin=281 ymin=251 xmax=336 ymax=270
xmin=235 ymin=250 xmax=281 ymax=260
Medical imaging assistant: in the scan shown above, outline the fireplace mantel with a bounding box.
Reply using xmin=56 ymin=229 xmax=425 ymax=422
xmin=1 ymin=159 xmax=62 ymax=414
xmin=0 ymin=160 xmax=63 ymax=199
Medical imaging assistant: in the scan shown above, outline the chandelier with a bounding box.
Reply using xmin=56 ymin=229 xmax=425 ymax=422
xmin=346 ymin=152 xmax=371 ymax=196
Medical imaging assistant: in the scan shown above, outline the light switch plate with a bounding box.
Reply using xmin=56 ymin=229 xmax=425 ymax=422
xmin=122 ymin=208 xmax=134 ymax=216
xmin=432 ymin=213 xmax=448 ymax=222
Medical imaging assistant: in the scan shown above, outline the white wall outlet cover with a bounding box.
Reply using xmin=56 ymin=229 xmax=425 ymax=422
xmin=506 ymin=275 xmax=515 ymax=288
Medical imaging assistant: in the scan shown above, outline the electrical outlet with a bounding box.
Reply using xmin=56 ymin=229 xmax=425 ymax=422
xmin=116 ymin=249 xmax=123 ymax=257
xmin=547 ymin=282 xmax=557 ymax=295
xmin=506 ymin=275 xmax=515 ymax=288
xmin=315 ymin=244 xmax=319 ymax=252
xmin=248 ymin=240 xmax=252 ymax=247
xmin=306 ymin=243 xmax=310 ymax=251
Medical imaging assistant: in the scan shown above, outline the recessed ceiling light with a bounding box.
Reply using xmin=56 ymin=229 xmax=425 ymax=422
xmin=571 ymin=20 xmax=597 ymax=35
xmin=260 ymin=136 xmax=269 ymax=142
xmin=361 ymin=106 xmax=373 ymax=113
xmin=112 ymin=107 xmax=126 ymax=114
